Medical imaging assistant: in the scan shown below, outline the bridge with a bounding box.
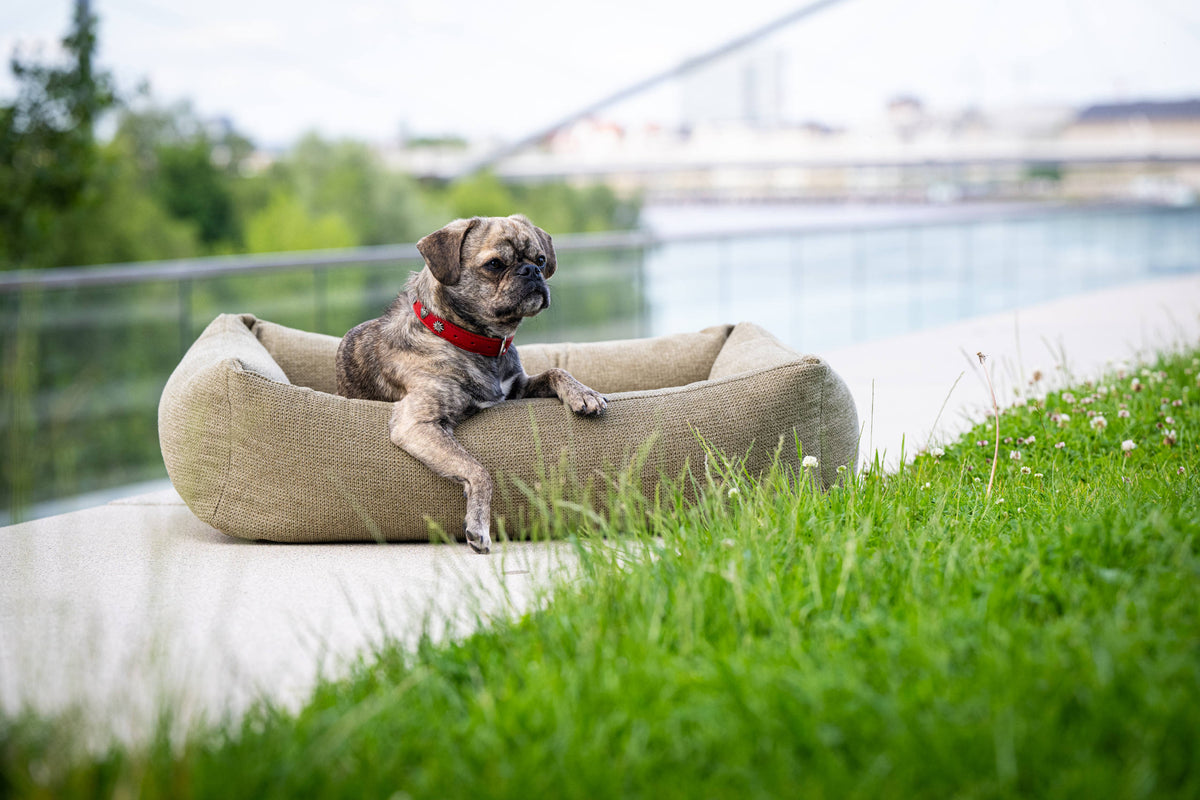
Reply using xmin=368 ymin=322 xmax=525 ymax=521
xmin=384 ymin=0 xmax=1200 ymax=202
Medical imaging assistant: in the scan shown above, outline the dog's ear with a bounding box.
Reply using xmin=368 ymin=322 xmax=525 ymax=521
xmin=514 ymin=216 xmax=557 ymax=279
xmin=417 ymin=217 xmax=480 ymax=285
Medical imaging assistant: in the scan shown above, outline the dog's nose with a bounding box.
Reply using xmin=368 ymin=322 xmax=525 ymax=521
xmin=516 ymin=263 xmax=540 ymax=279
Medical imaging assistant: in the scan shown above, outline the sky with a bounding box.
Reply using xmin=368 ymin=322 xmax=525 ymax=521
xmin=2 ymin=0 xmax=1199 ymax=148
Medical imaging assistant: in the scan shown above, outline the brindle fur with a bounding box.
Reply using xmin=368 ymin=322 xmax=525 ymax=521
xmin=335 ymin=215 xmax=606 ymax=554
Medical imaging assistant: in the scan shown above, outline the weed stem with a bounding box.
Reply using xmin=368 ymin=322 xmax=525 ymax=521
xmin=978 ymin=351 xmax=1000 ymax=502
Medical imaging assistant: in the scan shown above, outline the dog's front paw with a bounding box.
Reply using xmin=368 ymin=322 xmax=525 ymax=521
xmin=464 ymin=523 xmax=491 ymax=555
xmin=566 ymin=385 xmax=607 ymax=417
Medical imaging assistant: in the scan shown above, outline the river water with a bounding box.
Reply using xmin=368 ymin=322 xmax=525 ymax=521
xmin=635 ymin=201 xmax=1200 ymax=353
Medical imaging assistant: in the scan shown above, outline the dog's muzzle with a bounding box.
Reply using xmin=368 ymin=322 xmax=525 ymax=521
xmin=517 ymin=264 xmax=550 ymax=309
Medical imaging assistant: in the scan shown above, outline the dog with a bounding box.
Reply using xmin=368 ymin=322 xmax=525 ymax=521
xmin=335 ymin=215 xmax=607 ymax=554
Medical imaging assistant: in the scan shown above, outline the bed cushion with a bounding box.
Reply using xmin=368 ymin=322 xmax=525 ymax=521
xmin=159 ymin=314 xmax=859 ymax=543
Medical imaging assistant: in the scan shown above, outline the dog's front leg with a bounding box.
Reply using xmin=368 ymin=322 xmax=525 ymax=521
xmin=519 ymin=368 xmax=607 ymax=416
xmin=389 ymin=401 xmax=493 ymax=554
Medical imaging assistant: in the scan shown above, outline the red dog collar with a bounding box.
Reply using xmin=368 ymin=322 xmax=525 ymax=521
xmin=413 ymin=300 xmax=514 ymax=357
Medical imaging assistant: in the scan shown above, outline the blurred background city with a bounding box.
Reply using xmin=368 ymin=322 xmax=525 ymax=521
xmin=2 ymin=0 xmax=1199 ymax=522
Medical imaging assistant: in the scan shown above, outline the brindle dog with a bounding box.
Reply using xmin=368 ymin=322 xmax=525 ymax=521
xmin=335 ymin=215 xmax=607 ymax=554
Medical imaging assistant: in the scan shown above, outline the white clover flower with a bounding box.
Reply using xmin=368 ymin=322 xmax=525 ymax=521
xmin=1062 ymin=391 xmax=1076 ymax=404
xmin=1131 ymin=378 xmax=1143 ymax=392
xmin=1034 ymin=472 xmax=1044 ymax=478
xmin=722 ymin=538 xmax=736 ymax=548
xmin=995 ymin=497 xmax=1005 ymax=505
xmin=1163 ymin=430 xmax=1178 ymax=446
xmin=1090 ymin=416 xmax=1108 ymax=430
xmin=1173 ymin=399 xmax=1184 ymax=407
xmin=1055 ymin=441 xmax=1066 ymax=449
xmin=1097 ymin=385 xmax=1109 ymax=396
xmin=1121 ymin=439 xmax=1137 ymax=452
xmin=1056 ymin=413 xmax=1071 ymax=427
xmin=836 ymin=464 xmax=847 ymax=474
xmin=931 ymin=447 xmax=945 ymax=458
xmin=922 ymin=482 xmax=931 ymax=489
xmin=1166 ymin=416 xmax=1176 ymax=425
xmin=1179 ymin=466 xmax=1186 ymax=475
xmin=1118 ymin=409 xmax=1130 ymax=418
xmin=1021 ymin=466 xmax=1031 ymax=475
xmin=1025 ymin=435 xmax=1036 ymax=444
xmin=1009 ymin=450 xmax=1022 ymax=460
xmin=802 ymin=455 xmax=819 ymax=469
xmin=727 ymin=486 xmax=740 ymax=498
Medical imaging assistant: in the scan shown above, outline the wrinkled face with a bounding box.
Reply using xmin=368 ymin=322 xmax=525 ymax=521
xmin=417 ymin=215 xmax=558 ymax=329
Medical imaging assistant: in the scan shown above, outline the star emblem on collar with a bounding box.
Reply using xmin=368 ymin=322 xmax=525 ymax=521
xmin=433 ymin=321 xmax=445 ymax=333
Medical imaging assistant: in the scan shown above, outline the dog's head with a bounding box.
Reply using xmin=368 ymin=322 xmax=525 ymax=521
xmin=416 ymin=215 xmax=557 ymax=329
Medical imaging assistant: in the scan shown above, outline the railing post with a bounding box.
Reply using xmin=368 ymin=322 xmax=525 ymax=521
xmin=315 ymin=266 xmax=328 ymax=334
xmin=178 ymin=279 xmax=192 ymax=356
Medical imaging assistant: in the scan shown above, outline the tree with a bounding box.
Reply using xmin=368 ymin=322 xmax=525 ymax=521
xmin=110 ymin=99 xmax=250 ymax=251
xmin=280 ymin=133 xmax=445 ymax=245
xmin=0 ymin=0 xmax=116 ymax=269
xmin=244 ymin=192 xmax=356 ymax=253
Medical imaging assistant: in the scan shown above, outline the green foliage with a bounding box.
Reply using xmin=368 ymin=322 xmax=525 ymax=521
xmin=445 ymin=170 xmax=517 ymax=219
xmin=154 ymin=140 xmax=237 ymax=246
xmin=4 ymin=349 xmax=1198 ymax=797
xmin=56 ymin=149 xmax=200 ymax=265
xmin=263 ymin=133 xmax=449 ymax=247
xmin=0 ymin=8 xmax=638 ymax=273
xmin=444 ymin=171 xmax=638 ymax=234
xmin=0 ymin=2 xmax=116 ymax=268
xmin=1025 ymin=163 xmax=1063 ymax=182
xmin=243 ymin=192 xmax=356 ymax=253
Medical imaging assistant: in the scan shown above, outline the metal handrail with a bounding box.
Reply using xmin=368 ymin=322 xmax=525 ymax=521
xmin=0 ymin=201 xmax=1160 ymax=293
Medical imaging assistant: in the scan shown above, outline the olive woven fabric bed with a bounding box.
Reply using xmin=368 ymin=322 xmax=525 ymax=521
xmin=158 ymin=314 xmax=859 ymax=543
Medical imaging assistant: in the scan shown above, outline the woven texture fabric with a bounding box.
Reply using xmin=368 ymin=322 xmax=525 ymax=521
xmin=159 ymin=314 xmax=860 ymax=543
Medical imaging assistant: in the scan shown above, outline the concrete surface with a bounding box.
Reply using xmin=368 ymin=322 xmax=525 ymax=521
xmin=0 ymin=494 xmax=579 ymax=743
xmin=824 ymin=272 xmax=1200 ymax=467
xmin=1 ymin=272 xmax=1198 ymax=743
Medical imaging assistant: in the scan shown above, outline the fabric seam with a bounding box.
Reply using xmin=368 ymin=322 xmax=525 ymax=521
xmin=210 ymin=359 xmax=236 ymax=525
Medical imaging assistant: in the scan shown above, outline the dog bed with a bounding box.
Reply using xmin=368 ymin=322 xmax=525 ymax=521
xmin=159 ymin=314 xmax=859 ymax=543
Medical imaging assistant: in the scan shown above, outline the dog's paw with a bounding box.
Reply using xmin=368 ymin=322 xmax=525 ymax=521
xmin=566 ymin=385 xmax=607 ymax=417
xmin=464 ymin=523 xmax=491 ymax=555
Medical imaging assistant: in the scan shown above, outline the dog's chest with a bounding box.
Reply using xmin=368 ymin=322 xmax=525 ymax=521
xmin=476 ymin=372 xmax=519 ymax=410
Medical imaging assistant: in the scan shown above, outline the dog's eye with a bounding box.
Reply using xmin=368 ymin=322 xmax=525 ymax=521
xmin=485 ymin=259 xmax=504 ymax=271
xmin=535 ymin=255 xmax=546 ymax=268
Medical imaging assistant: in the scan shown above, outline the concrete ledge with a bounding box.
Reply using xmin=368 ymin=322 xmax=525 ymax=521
xmin=0 ymin=499 xmax=577 ymax=743
xmin=824 ymin=273 xmax=1200 ymax=466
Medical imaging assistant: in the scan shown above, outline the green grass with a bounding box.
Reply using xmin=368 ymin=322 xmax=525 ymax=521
xmin=4 ymin=350 xmax=1199 ymax=799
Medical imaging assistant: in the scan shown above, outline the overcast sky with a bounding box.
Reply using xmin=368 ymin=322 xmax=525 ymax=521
xmin=3 ymin=0 xmax=1199 ymax=148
